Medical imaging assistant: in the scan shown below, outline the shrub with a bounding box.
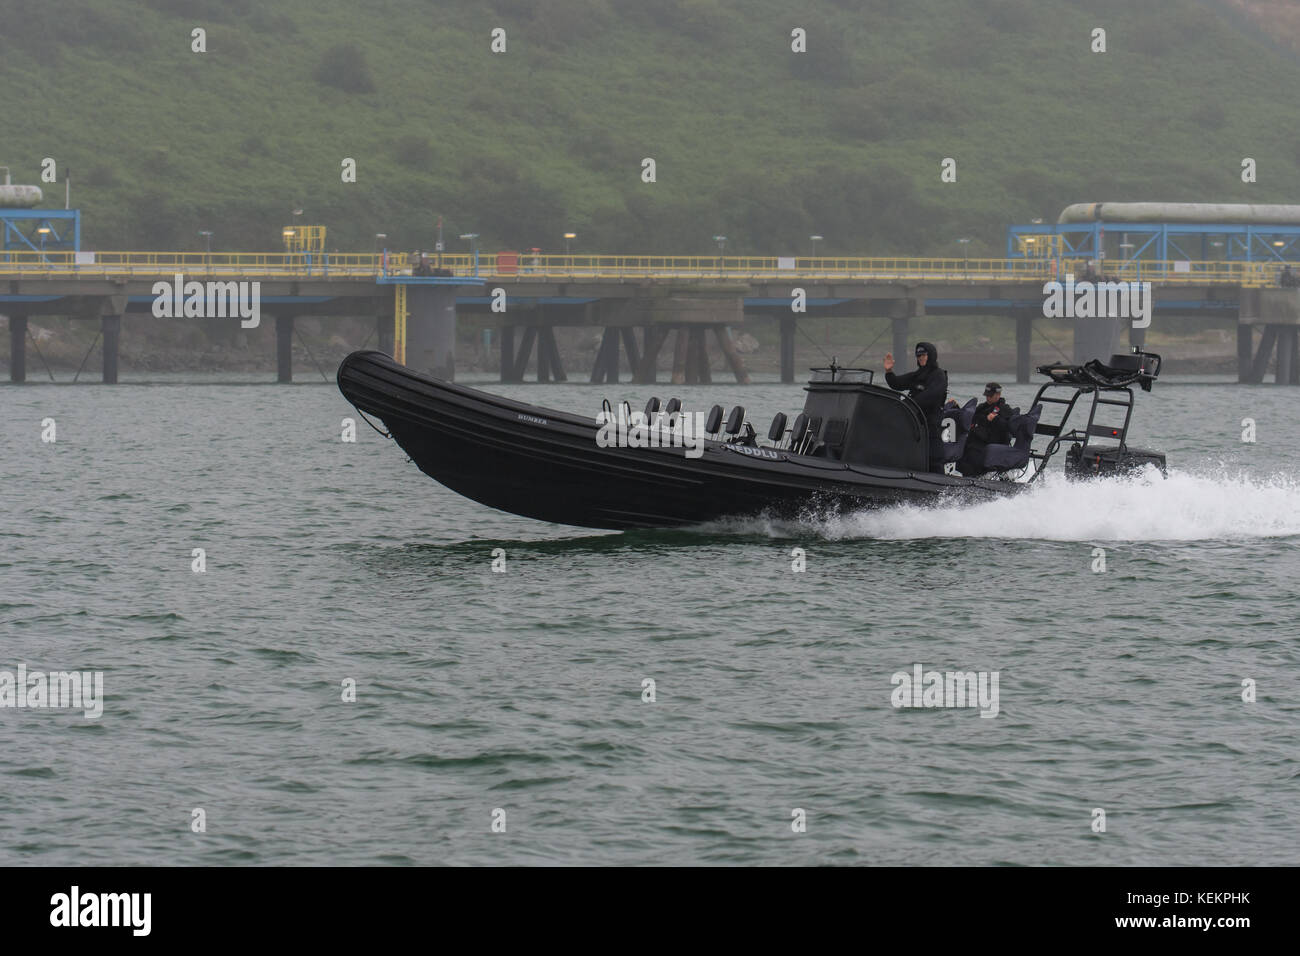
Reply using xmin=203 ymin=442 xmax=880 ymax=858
xmin=395 ymin=135 xmax=435 ymax=170
xmin=313 ymin=42 xmax=377 ymax=94
xmin=83 ymin=165 xmax=118 ymax=187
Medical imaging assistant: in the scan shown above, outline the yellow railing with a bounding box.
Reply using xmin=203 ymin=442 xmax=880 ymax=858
xmin=1059 ymin=259 xmax=1279 ymax=286
xmin=0 ymin=250 xmax=1289 ymax=286
xmin=0 ymin=250 xmax=394 ymax=277
xmin=440 ymin=254 xmax=1056 ymax=279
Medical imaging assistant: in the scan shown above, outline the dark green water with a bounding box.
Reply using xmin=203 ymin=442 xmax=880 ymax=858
xmin=2 ymin=374 xmax=1297 ymax=864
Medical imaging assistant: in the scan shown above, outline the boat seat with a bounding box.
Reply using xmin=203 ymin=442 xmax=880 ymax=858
xmin=724 ymin=406 xmax=745 ymax=436
xmin=983 ymin=403 xmax=1042 ymax=471
xmin=767 ymin=412 xmax=787 ymax=443
xmin=940 ymin=398 xmax=977 ymax=463
xmin=1038 ymin=354 xmax=1156 ymax=390
xmin=663 ymin=397 xmax=682 ymax=427
xmin=644 ymin=397 xmax=660 ymax=421
xmin=788 ymin=413 xmax=810 ymax=452
xmin=705 ymin=404 xmax=724 ymax=435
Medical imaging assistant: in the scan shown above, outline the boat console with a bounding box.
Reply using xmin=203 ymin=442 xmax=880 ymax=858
xmin=795 ymin=364 xmax=930 ymax=470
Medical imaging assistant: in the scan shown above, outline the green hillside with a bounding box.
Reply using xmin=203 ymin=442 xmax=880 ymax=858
xmin=2 ymin=0 xmax=1298 ymax=258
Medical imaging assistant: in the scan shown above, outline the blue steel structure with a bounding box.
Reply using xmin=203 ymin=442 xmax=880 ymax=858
xmin=0 ymin=208 xmax=81 ymax=255
xmin=1007 ymin=219 xmax=1300 ymax=267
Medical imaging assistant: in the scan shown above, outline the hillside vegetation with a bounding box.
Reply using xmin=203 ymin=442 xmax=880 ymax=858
xmin=1 ymin=0 xmax=1298 ymax=258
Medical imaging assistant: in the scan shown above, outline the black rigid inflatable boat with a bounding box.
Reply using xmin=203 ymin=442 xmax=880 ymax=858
xmin=336 ymin=348 xmax=1165 ymax=531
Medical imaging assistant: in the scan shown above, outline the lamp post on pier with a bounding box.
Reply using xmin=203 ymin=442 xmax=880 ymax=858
xmin=198 ymin=230 xmax=213 ymax=271
xmin=460 ymin=233 xmax=479 ymax=275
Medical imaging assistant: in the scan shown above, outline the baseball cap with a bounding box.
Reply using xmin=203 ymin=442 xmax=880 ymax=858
xmin=983 ymin=382 xmax=1002 ymax=394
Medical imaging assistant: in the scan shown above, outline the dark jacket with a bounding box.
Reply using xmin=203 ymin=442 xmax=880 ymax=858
xmin=885 ymin=342 xmax=948 ymax=434
xmin=968 ymin=398 xmax=1012 ymax=446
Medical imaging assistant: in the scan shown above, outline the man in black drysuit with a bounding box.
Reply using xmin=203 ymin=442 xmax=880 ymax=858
xmin=884 ymin=341 xmax=948 ymax=473
xmin=957 ymin=382 xmax=1013 ymax=477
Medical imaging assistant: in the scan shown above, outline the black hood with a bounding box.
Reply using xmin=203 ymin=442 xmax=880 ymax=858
xmin=914 ymin=341 xmax=940 ymax=369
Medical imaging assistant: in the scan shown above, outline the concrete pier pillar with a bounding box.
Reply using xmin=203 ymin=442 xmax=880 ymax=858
xmin=501 ymin=325 xmax=516 ymax=382
xmin=713 ymin=326 xmax=751 ymax=384
xmin=1240 ymin=289 xmax=1300 ymax=383
xmin=1072 ymin=313 xmax=1124 ymax=365
xmin=671 ymin=326 xmax=688 ymax=385
xmin=514 ymin=327 xmax=537 ymax=382
xmin=276 ymin=315 xmax=294 ymax=383
xmin=406 ymin=286 xmax=456 ymax=380
xmin=891 ymin=315 xmax=909 ymax=362
xmin=536 ymin=326 xmax=553 ymax=383
xmin=8 ymin=314 xmax=27 ymax=383
xmin=1015 ymin=311 xmax=1033 ymax=384
xmin=590 ymin=327 xmax=616 ymax=384
xmin=1238 ymin=324 xmax=1254 ymax=384
xmin=633 ymin=326 xmax=667 ymax=384
xmin=101 ymin=314 xmax=121 ymax=384
xmin=1277 ymin=326 xmax=1296 ymax=385
xmin=619 ymin=327 xmax=641 ymax=376
xmin=547 ymin=327 xmax=567 ymax=382
xmin=1249 ymin=326 xmax=1278 ymax=383
xmin=685 ymin=327 xmax=711 ymax=384
xmin=779 ymin=315 xmax=795 ymax=383
xmin=1128 ymin=321 xmax=1147 ymax=352
xmin=377 ymin=313 xmax=394 ymax=357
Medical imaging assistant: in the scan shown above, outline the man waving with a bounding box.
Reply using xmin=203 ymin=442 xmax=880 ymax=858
xmin=884 ymin=342 xmax=948 ymax=473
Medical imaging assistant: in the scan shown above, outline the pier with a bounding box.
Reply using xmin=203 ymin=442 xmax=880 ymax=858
xmin=1 ymin=248 xmax=1297 ymax=385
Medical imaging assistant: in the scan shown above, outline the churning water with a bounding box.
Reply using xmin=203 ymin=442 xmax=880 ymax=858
xmin=741 ymin=469 xmax=1300 ymax=542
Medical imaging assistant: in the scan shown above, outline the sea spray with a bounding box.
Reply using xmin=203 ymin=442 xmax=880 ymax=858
xmin=696 ymin=469 xmax=1300 ymax=542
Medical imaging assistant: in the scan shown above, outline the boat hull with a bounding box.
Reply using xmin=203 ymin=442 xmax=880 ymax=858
xmin=337 ymin=351 xmax=1017 ymax=530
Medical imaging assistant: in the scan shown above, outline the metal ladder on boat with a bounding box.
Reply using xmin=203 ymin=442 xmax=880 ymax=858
xmin=1026 ymin=384 xmax=1136 ymax=481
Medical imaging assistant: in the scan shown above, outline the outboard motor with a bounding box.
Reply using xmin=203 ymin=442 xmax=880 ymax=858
xmin=1065 ymin=443 xmax=1167 ymax=479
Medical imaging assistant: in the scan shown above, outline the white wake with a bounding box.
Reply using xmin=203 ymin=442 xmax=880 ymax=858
xmin=736 ymin=469 xmax=1300 ymax=542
